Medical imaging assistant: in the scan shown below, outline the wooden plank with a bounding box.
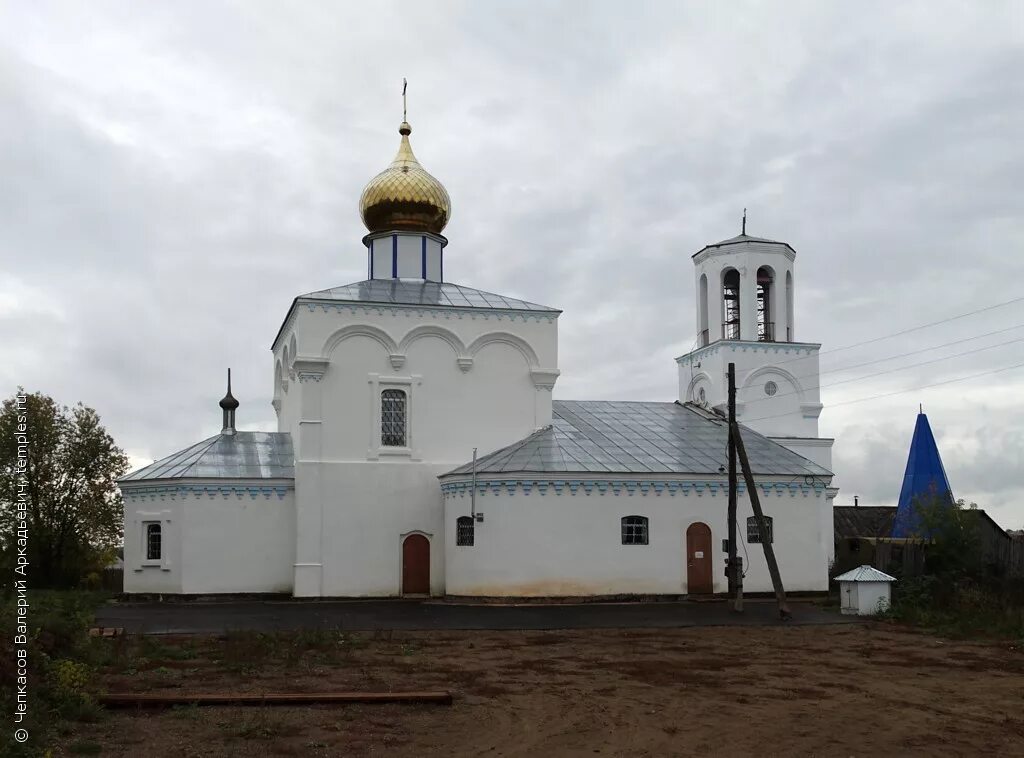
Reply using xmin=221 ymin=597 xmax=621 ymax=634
xmin=99 ymin=691 xmax=453 ymax=708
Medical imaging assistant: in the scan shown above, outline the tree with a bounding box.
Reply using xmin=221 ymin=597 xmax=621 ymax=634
xmin=912 ymin=494 xmax=982 ymax=579
xmin=0 ymin=390 xmax=128 ymax=588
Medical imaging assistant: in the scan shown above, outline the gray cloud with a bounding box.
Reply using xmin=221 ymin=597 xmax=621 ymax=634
xmin=2 ymin=0 xmax=1022 ymax=527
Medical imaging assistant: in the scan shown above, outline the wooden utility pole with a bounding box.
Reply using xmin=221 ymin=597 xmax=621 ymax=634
xmin=733 ymin=423 xmax=791 ymax=620
xmin=727 ymin=363 xmax=741 ymax=610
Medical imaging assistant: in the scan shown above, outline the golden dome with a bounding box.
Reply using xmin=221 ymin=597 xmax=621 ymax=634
xmin=359 ymin=121 xmax=451 ymax=235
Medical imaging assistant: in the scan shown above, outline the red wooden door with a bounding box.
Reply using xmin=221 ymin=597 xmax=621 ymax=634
xmin=686 ymin=522 xmax=713 ymax=595
xmin=402 ymin=534 xmax=430 ymax=595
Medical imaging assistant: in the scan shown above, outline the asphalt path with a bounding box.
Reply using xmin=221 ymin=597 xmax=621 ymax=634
xmin=95 ymin=598 xmax=854 ymax=635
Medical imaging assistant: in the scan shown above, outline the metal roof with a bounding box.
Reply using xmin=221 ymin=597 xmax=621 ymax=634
xmin=833 ymin=565 xmax=897 ymax=583
xmin=301 ymin=280 xmax=559 ymax=312
xmin=442 ymin=400 xmax=833 ymax=478
xmin=120 ymin=432 xmax=294 ymax=482
xmin=833 ymin=506 xmax=896 ymax=540
xmin=892 ymin=411 xmax=954 ymax=538
xmin=694 ymin=233 xmax=795 ymax=257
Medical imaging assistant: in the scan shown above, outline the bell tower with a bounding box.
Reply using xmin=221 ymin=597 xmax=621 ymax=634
xmin=677 ymin=225 xmax=833 ymax=473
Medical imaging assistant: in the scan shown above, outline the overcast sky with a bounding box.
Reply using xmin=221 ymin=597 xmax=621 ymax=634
xmin=2 ymin=1 xmax=1022 ymax=527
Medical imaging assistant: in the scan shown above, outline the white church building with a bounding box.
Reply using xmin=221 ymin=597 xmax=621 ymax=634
xmin=119 ymin=113 xmax=837 ymax=598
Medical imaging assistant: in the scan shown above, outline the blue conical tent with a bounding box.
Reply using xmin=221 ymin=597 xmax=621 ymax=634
xmin=891 ymin=410 xmax=954 ymax=538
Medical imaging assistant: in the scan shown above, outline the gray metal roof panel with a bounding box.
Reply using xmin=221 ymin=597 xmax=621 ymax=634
xmin=833 ymin=565 xmax=897 ymax=583
xmin=442 ymin=400 xmax=832 ymax=478
xmin=121 ymin=431 xmax=294 ymax=482
xmin=301 ymin=279 xmax=559 ymax=313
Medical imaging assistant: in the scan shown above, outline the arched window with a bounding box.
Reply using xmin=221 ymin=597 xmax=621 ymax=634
xmin=621 ymin=515 xmax=649 ymax=545
xmin=456 ymin=516 xmax=475 ymax=546
xmin=381 ymin=389 xmax=407 ymax=447
xmin=145 ymin=522 xmax=162 ymax=561
xmin=698 ymin=274 xmax=709 ymax=346
xmin=722 ymin=269 xmax=740 ymax=340
xmin=746 ymin=515 xmax=773 ymax=544
xmin=757 ymin=267 xmax=774 ymax=342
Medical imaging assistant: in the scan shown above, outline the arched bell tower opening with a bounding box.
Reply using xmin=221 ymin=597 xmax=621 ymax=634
xmin=756 ymin=266 xmax=775 ymax=342
xmin=722 ymin=268 xmax=741 ymax=340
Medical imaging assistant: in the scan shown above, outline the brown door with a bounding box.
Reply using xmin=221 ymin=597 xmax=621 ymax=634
xmin=686 ymin=522 xmax=713 ymax=595
xmin=402 ymin=534 xmax=430 ymax=595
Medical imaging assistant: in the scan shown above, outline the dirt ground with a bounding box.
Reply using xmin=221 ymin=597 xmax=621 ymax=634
xmin=58 ymin=623 xmax=1024 ymax=757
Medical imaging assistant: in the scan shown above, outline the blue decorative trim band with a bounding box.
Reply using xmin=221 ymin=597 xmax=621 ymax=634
xmin=392 ymin=234 xmax=398 ymax=278
xmin=301 ymin=301 xmax=558 ymax=323
xmin=440 ymin=479 xmax=824 ymax=498
xmin=122 ymin=484 xmax=293 ymax=501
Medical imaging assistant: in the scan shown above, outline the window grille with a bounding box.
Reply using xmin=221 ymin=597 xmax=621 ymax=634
xmin=381 ymin=389 xmax=407 ymax=447
xmin=456 ymin=516 xmax=474 ymax=546
xmin=146 ymin=523 xmax=162 ymax=561
xmin=621 ymin=515 xmax=649 ymax=545
xmin=746 ymin=515 xmax=773 ymax=544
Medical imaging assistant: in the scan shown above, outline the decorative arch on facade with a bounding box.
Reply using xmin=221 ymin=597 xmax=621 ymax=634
xmin=466 ymin=331 xmax=540 ymax=367
xmin=274 ymin=360 xmax=284 ymax=397
xmin=288 ymin=333 xmax=297 ymax=367
xmin=740 ymin=364 xmax=805 ymax=404
xmin=685 ymin=371 xmax=713 ymax=404
xmin=322 ymin=324 xmax=399 ymax=357
xmin=397 ymin=324 xmax=468 ymax=360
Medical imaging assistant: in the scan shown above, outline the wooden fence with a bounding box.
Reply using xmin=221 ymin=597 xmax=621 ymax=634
xmin=835 ymin=536 xmax=1024 ymax=579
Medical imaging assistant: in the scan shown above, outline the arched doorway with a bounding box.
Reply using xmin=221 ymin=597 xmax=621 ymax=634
xmin=402 ymin=534 xmax=430 ymax=595
xmin=686 ymin=522 xmax=713 ymax=595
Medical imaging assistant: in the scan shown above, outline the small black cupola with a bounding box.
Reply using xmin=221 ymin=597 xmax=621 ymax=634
xmin=219 ymin=368 xmax=239 ymax=436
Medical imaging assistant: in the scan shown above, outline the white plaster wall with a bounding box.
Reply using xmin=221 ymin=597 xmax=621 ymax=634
xmin=280 ymin=299 xmax=558 ymax=597
xmin=179 ymin=487 xmax=296 ymax=594
xmin=770 ymin=438 xmax=833 ymax=471
xmin=443 ymin=479 xmax=830 ymax=596
xmin=679 ymin=341 xmax=823 ymax=439
xmin=122 ymin=493 xmax=183 ymax=594
xmin=316 ymin=462 xmax=449 ymax=596
xmin=122 ymin=484 xmax=295 ymax=594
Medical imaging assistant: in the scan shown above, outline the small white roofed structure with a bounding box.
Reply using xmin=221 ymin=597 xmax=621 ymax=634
xmin=834 ymin=564 xmax=897 ymax=616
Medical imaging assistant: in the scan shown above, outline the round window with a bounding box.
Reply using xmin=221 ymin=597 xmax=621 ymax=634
xmin=698 ymin=387 xmax=707 ymax=403
xmin=764 ymin=381 xmax=778 ymax=397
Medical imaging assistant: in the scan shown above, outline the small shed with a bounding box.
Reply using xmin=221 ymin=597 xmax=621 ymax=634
xmin=834 ymin=565 xmax=896 ymax=616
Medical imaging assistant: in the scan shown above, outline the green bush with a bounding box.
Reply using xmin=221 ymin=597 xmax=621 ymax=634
xmin=0 ymin=591 xmax=108 ymax=757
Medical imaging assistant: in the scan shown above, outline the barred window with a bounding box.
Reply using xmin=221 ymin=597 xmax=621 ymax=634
xmin=381 ymin=389 xmax=407 ymax=447
xmin=145 ymin=523 xmax=162 ymax=561
xmin=621 ymin=515 xmax=649 ymax=545
xmin=456 ymin=516 xmax=475 ymax=546
xmin=747 ymin=515 xmax=773 ymax=544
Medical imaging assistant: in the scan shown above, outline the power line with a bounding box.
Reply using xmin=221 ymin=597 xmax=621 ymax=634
xmin=740 ymin=360 xmax=1024 ymax=424
xmin=737 ymin=334 xmax=1024 ymax=408
xmin=820 ymin=323 xmax=1024 ymax=377
xmin=687 ymin=293 xmax=1024 ymax=371
xmin=815 ymin=294 xmax=1024 ymax=358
